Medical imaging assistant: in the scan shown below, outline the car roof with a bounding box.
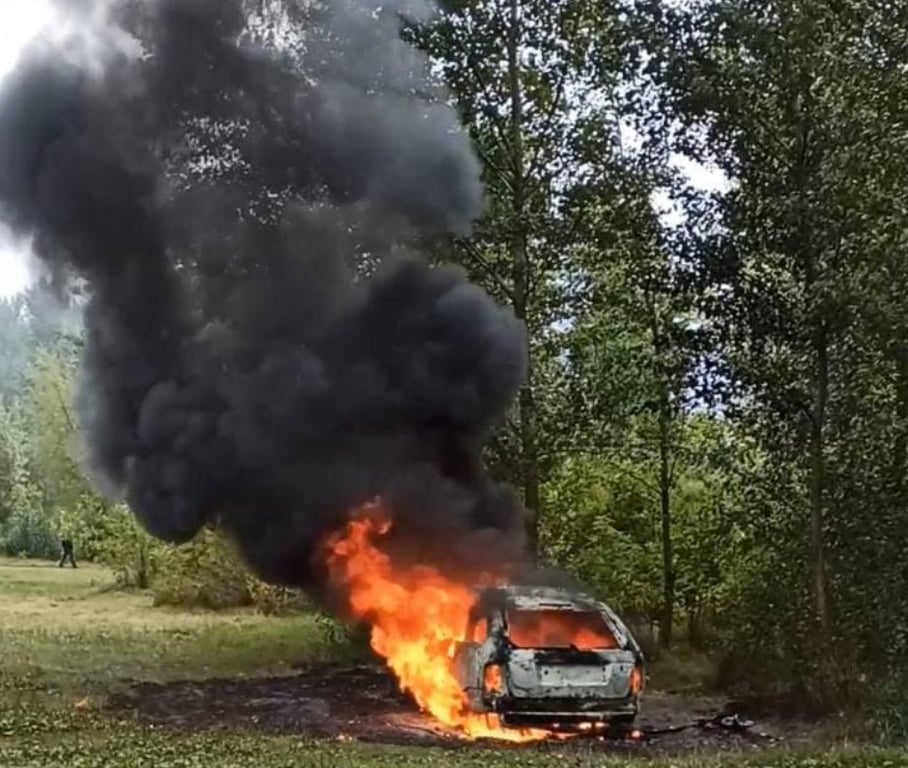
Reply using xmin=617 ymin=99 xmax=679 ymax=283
xmin=477 ymin=585 xmax=606 ymax=612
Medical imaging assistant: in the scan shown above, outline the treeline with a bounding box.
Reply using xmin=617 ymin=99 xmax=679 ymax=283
xmin=1 ymin=0 xmax=907 ymax=733
xmin=0 ymin=292 xmax=310 ymax=615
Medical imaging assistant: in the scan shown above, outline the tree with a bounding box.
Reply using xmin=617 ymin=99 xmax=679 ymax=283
xmin=23 ymin=342 xmax=88 ymax=518
xmin=423 ymin=0 xmax=627 ymax=554
xmin=0 ymin=400 xmax=53 ymax=558
xmin=634 ymin=0 xmax=908 ymax=687
xmin=555 ymin=145 xmax=706 ymax=647
xmin=0 ymin=296 xmax=30 ymax=402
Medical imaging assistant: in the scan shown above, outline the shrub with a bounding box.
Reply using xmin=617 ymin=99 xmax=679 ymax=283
xmin=1 ymin=505 xmax=59 ymax=559
xmin=152 ymin=528 xmax=253 ymax=609
xmin=314 ymin=612 xmax=373 ymax=661
xmin=246 ymin=578 xmax=312 ymax=615
xmin=61 ymin=501 xmax=161 ymax=587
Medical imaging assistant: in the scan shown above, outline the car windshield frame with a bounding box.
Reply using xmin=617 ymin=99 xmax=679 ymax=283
xmin=503 ymin=606 xmax=618 ymax=650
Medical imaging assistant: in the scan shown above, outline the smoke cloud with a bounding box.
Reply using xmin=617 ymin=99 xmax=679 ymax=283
xmin=0 ymin=0 xmax=527 ymax=589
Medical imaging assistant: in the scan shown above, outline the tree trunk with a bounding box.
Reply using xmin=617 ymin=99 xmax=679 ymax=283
xmin=138 ymin=543 xmax=149 ymax=590
xmin=891 ymin=347 xmax=908 ymax=493
xmin=791 ymin=89 xmax=830 ymax=643
xmin=505 ymin=0 xmax=540 ymax=557
xmin=809 ymin=326 xmax=830 ymax=637
xmin=519 ymin=385 xmax=540 ymax=556
xmin=658 ymin=383 xmax=675 ymax=648
xmin=687 ymin=605 xmax=703 ymax=650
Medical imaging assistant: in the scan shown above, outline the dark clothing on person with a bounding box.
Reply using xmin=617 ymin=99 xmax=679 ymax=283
xmin=59 ymin=539 xmax=77 ymax=568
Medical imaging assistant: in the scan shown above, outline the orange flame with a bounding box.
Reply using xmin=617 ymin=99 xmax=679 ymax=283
xmin=323 ymin=503 xmax=548 ymax=742
xmin=506 ymin=609 xmax=618 ymax=650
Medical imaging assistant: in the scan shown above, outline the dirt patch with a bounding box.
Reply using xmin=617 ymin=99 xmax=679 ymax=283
xmin=107 ymin=664 xmax=819 ymax=755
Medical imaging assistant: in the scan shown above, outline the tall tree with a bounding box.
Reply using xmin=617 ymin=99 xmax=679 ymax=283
xmin=424 ymin=0 xmax=625 ymax=553
xmin=560 ymin=162 xmax=702 ymax=647
xmin=635 ymin=0 xmax=908 ymax=682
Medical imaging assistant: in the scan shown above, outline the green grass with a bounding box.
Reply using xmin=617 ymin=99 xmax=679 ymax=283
xmin=2 ymin=728 xmax=905 ymax=768
xmin=0 ymin=557 xmax=901 ymax=767
xmin=0 ymin=558 xmax=336 ymax=697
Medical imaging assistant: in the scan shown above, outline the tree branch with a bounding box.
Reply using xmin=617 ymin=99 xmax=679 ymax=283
xmin=456 ymin=239 xmax=515 ymax=303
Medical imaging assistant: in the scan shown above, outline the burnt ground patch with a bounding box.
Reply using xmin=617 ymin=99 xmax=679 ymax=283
xmin=107 ymin=663 xmax=822 ymax=755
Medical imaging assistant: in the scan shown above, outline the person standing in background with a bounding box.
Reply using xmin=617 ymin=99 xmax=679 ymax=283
xmin=59 ymin=538 xmax=77 ymax=568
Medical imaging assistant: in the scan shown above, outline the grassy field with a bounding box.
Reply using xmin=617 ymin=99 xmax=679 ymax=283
xmin=0 ymin=556 xmax=902 ymax=768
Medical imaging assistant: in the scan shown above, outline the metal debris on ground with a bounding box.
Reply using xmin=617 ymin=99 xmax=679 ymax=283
xmin=634 ymin=713 xmax=768 ymax=743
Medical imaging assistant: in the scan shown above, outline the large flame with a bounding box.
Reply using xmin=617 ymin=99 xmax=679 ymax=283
xmin=323 ymin=502 xmax=548 ymax=742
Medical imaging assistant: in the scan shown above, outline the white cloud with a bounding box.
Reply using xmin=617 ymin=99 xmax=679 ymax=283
xmin=669 ymin=153 xmax=733 ymax=194
xmin=0 ymin=241 xmax=33 ymax=300
xmin=0 ymin=3 xmax=55 ymax=299
xmin=0 ymin=3 xmax=55 ymax=78
xmin=651 ymin=188 xmax=685 ymax=228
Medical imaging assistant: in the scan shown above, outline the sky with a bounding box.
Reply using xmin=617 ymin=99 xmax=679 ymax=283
xmin=0 ymin=2 xmax=728 ymax=300
xmin=0 ymin=2 xmax=55 ymax=299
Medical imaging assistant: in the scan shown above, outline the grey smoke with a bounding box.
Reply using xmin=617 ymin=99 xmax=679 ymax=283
xmin=0 ymin=0 xmax=526 ymax=588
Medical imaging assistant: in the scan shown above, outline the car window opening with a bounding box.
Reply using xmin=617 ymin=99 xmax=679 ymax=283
xmin=505 ymin=609 xmax=618 ymax=650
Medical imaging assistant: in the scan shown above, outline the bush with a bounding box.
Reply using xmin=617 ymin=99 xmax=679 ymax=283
xmin=100 ymin=509 xmax=156 ymax=587
xmin=0 ymin=406 xmax=55 ymax=559
xmin=541 ymin=454 xmax=661 ymax=617
xmin=867 ymin=672 xmax=908 ymax=744
xmin=58 ymin=500 xmax=161 ymax=587
xmin=1 ymin=505 xmax=59 ymax=559
xmin=152 ymin=528 xmax=253 ymax=609
xmin=246 ymin=578 xmax=312 ymax=615
xmin=314 ymin=612 xmax=373 ymax=661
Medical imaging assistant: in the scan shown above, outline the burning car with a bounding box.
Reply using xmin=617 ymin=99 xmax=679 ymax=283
xmin=454 ymin=585 xmax=645 ymax=732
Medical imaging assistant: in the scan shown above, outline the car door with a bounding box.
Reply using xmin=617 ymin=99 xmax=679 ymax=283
xmin=453 ymin=614 xmax=496 ymax=712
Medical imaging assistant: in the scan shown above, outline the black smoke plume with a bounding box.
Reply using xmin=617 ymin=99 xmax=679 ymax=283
xmin=0 ymin=0 xmax=527 ymax=589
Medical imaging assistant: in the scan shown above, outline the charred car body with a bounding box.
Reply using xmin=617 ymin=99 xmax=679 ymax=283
xmin=454 ymin=586 xmax=645 ymax=731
